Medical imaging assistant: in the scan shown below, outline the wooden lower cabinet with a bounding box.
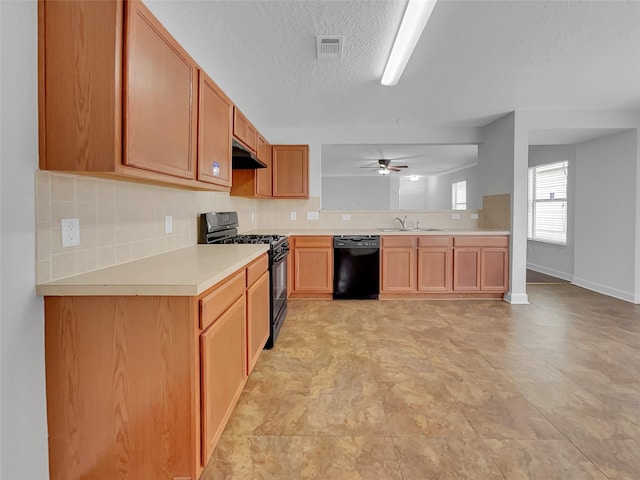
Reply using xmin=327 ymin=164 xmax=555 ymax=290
xmin=480 ymin=247 xmax=509 ymax=291
xmin=290 ymin=236 xmax=333 ymax=297
xmin=417 ymin=236 xmax=452 ymax=292
xmin=200 ymin=295 xmax=246 ymax=465
xmin=246 ymin=270 xmax=270 ymax=374
xmin=380 ymin=236 xmax=417 ymax=293
xmin=453 ymin=236 xmax=509 ymax=293
xmin=44 ymin=255 xmax=271 ymax=480
xmin=44 ymin=296 xmax=197 ymax=480
xmin=380 ymin=235 xmax=508 ymax=298
xmin=453 ymin=248 xmax=481 ymax=291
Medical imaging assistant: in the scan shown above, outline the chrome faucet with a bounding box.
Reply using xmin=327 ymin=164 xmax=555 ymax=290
xmin=394 ymin=215 xmax=407 ymax=229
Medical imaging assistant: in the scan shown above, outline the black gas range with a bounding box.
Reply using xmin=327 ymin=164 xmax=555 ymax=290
xmin=198 ymin=212 xmax=289 ymax=348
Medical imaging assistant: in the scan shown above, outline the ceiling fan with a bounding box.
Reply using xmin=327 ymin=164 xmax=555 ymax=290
xmin=361 ymin=159 xmax=409 ymax=175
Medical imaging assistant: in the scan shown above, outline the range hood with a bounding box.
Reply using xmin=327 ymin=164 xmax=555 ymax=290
xmin=232 ymin=139 xmax=267 ymax=169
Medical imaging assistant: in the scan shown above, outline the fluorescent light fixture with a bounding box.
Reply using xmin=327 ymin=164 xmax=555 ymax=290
xmin=381 ymin=0 xmax=438 ymax=86
xmin=409 ymin=175 xmax=420 ymax=182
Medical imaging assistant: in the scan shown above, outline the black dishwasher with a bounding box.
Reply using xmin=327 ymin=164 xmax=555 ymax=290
xmin=333 ymin=235 xmax=380 ymax=300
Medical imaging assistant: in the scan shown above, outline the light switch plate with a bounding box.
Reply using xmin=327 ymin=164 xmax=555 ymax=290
xmin=341 ymin=214 xmax=351 ymax=221
xmin=290 ymin=211 xmax=297 ymax=221
xmin=470 ymin=213 xmax=479 ymax=219
xmin=451 ymin=213 xmax=461 ymax=220
xmin=164 ymin=215 xmax=173 ymax=234
xmin=307 ymin=211 xmax=319 ymax=221
xmin=61 ymin=218 xmax=80 ymax=247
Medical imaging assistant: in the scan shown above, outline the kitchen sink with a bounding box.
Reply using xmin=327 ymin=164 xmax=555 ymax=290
xmin=414 ymin=228 xmax=442 ymax=231
xmin=377 ymin=228 xmax=400 ymax=232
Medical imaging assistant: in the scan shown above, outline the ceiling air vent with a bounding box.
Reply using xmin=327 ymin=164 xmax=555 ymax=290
xmin=316 ymin=36 xmax=344 ymax=59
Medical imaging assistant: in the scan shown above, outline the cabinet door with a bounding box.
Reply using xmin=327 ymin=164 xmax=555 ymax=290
xmin=256 ymin=135 xmax=273 ymax=197
xmin=247 ymin=271 xmax=270 ymax=374
xmin=233 ymin=108 xmax=257 ymax=151
xmin=124 ymin=0 xmax=197 ymax=179
xmin=480 ymin=247 xmax=509 ymax=292
xmin=197 ymin=71 xmax=232 ymax=187
xmin=272 ymin=145 xmax=309 ymax=198
xmin=453 ymin=247 xmax=481 ymax=291
xmin=381 ymin=247 xmax=417 ymax=292
xmin=418 ymin=247 xmax=452 ymax=292
xmin=294 ymin=248 xmax=333 ymax=293
xmin=200 ymin=296 xmax=246 ymax=466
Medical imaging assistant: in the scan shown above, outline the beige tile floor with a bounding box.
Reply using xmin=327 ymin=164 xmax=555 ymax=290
xmin=202 ymin=284 xmax=640 ymax=480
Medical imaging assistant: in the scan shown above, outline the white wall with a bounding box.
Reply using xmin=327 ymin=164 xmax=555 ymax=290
xmin=478 ymin=113 xmax=528 ymax=304
xmin=573 ymin=131 xmax=638 ymax=301
xmin=322 ymin=176 xmax=392 ymax=210
xmin=527 ymin=145 xmax=576 ymax=280
xmin=1 ymin=1 xmax=50 ymax=478
xmin=426 ymin=165 xmax=480 ymax=210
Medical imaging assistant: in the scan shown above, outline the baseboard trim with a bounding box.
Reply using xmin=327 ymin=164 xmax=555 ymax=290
xmin=503 ymin=292 xmax=529 ymax=304
xmin=572 ymin=277 xmax=637 ymax=304
xmin=526 ymin=263 xmax=573 ymax=282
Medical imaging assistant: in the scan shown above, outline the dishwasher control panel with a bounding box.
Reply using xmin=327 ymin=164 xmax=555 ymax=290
xmin=333 ymin=235 xmax=380 ymax=249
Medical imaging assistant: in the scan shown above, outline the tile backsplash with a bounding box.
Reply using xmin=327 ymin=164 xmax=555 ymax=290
xmin=36 ymin=173 xmax=493 ymax=283
xmin=255 ymin=197 xmax=481 ymax=230
xmin=36 ymin=171 xmax=256 ymax=283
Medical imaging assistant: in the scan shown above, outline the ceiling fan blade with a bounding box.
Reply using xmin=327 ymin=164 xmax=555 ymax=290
xmin=388 ymin=166 xmax=402 ymax=171
xmin=394 ymin=165 xmax=409 ymax=168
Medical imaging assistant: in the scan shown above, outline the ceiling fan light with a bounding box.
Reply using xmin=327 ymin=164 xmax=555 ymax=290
xmin=378 ymin=168 xmax=390 ymax=175
xmin=381 ymin=0 xmax=438 ymax=86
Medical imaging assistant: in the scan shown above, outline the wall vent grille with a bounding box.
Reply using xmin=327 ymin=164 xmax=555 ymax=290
xmin=316 ymin=36 xmax=344 ymax=59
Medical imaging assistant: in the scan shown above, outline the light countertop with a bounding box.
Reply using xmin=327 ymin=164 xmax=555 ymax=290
xmin=36 ymin=244 xmax=269 ymax=297
xmin=247 ymin=228 xmax=511 ymax=236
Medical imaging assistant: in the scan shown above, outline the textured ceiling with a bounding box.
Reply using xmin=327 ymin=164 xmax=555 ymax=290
xmin=322 ymin=144 xmax=478 ymax=177
xmin=145 ymin=0 xmax=640 ymax=131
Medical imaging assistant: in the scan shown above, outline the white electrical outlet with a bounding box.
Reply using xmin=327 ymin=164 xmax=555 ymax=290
xmin=165 ymin=215 xmax=173 ymax=234
xmin=61 ymin=218 xmax=80 ymax=247
xmin=451 ymin=213 xmax=461 ymax=220
xmin=341 ymin=214 xmax=351 ymax=221
xmin=251 ymin=212 xmax=255 ymax=222
xmin=307 ymin=211 xmax=319 ymax=221
xmin=470 ymin=213 xmax=479 ymax=219
xmin=290 ymin=211 xmax=297 ymax=221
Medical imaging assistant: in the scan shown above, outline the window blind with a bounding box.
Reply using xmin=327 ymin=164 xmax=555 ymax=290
xmin=528 ymin=161 xmax=568 ymax=244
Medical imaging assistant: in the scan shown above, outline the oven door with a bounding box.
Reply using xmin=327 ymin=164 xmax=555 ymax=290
xmin=272 ymin=253 xmax=288 ymax=323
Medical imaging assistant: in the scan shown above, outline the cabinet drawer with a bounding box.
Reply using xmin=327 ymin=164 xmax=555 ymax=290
xmin=200 ymin=269 xmax=245 ymax=330
xmin=454 ymin=236 xmax=509 ymax=248
xmin=382 ymin=236 xmax=416 ymax=248
xmin=293 ymin=236 xmax=332 ymax=248
xmin=246 ymin=253 xmax=269 ymax=287
xmin=418 ymin=236 xmax=452 ymax=248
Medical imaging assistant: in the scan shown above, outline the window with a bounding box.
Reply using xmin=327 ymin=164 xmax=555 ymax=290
xmin=528 ymin=161 xmax=568 ymax=245
xmin=452 ymin=180 xmax=467 ymax=210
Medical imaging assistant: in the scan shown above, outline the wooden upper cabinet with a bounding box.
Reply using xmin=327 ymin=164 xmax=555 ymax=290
xmin=39 ymin=0 xmax=229 ymax=191
xmin=256 ymin=135 xmax=273 ymax=197
xmin=233 ymin=108 xmax=257 ymax=152
xmin=272 ymin=145 xmax=309 ymax=198
xmin=124 ymin=0 xmax=197 ymax=179
xmin=230 ymin=134 xmax=272 ymax=198
xmin=198 ymin=71 xmax=233 ymax=187
xmin=38 ymin=0 xmax=123 ymax=172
